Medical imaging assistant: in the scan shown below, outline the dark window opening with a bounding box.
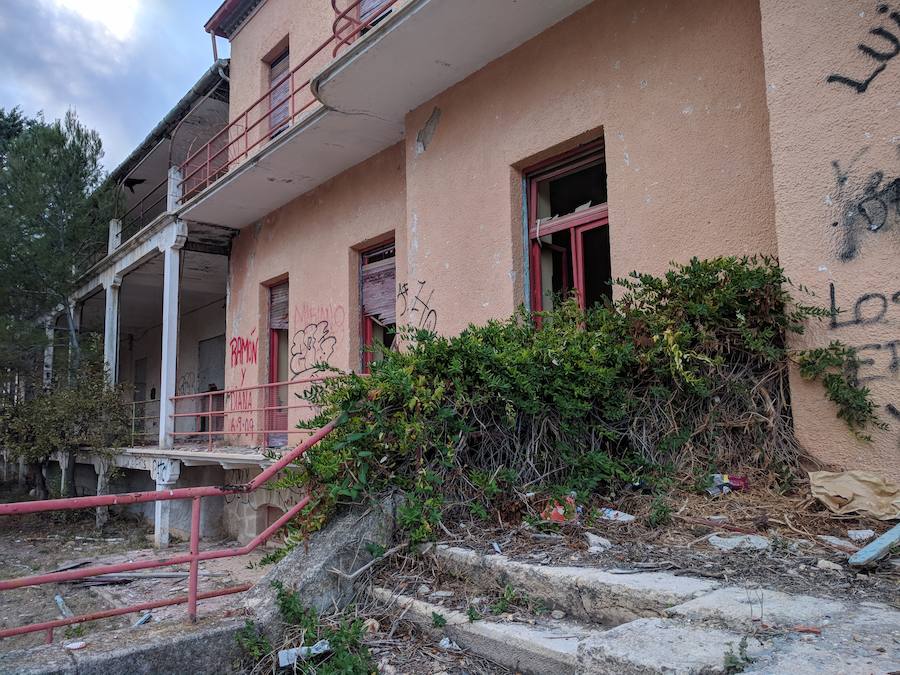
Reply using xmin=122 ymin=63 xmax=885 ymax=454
xmin=267 ymin=282 xmax=289 ymax=447
xmin=361 ymin=242 xmax=396 ymax=372
xmin=527 ymin=141 xmax=611 ymax=312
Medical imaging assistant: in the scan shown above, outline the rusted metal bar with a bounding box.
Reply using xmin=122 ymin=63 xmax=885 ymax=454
xmin=188 ymin=497 xmax=201 ymax=622
xmin=0 ymin=586 xmax=251 ymax=639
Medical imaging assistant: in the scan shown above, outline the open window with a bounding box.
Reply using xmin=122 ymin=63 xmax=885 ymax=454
xmin=360 ymin=242 xmax=396 ymax=372
xmin=527 ymin=141 xmax=611 ymax=312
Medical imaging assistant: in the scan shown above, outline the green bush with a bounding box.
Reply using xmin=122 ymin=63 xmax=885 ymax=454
xmin=281 ymin=256 xmax=874 ymax=541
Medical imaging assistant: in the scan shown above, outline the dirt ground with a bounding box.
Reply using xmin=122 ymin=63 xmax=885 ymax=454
xmin=0 ymin=481 xmax=269 ymax=654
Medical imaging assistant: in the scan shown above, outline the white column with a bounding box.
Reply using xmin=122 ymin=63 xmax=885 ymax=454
xmin=59 ymin=452 xmax=70 ymax=497
xmin=42 ymin=321 xmax=54 ymax=390
xmin=108 ymin=219 xmax=122 ymax=254
xmin=167 ymin=166 xmax=183 ymax=212
xmin=158 ymin=224 xmax=186 ymax=448
xmin=103 ymin=276 xmax=122 ymax=384
xmin=152 ymin=458 xmax=180 ymax=548
xmin=94 ymin=458 xmax=111 ymax=529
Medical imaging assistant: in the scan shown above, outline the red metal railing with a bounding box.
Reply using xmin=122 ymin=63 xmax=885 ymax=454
xmin=170 ymin=375 xmax=329 ymax=450
xmin=0 ymin=420 xmax=336 ymax=643
xmin=118 ymin=176 xmax=169 ymax=245
xmin=177 ymin=0 xmax=400 ymax=200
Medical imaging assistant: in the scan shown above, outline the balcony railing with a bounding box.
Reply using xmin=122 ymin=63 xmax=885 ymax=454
xmin=118 ymin=177 xmax=169 ymax=245
xmin=178 ymin=0 xmax=400 ymax=201
xmin=169 ymin=375 xmax=330 ymax=450
xmin=0 ymin=421 xmax=336 ymax=643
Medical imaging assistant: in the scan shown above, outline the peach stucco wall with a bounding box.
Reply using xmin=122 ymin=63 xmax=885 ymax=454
xmin=403 ymin=0 xmax=777 ymax=335
xmin=759 ymin=0 xmax=900 ymax=480
xmin=225 ymin=143 xmax=405 ymax=444
xmin=226 ymin=0 xmax=335 ymax=127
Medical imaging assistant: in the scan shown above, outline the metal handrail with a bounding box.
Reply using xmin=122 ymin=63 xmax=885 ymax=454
xmin=118 ymin=176 xmax=169 ymax=245
xmin=0 ymin=420 xmax=337 ymax=643
xmin=177 ymin=0 xmax=400 ymax=199
xmin=169 ymin=375 xmax=331 ymax=450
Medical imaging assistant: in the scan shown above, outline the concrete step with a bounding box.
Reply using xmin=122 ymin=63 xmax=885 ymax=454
xmin=371 ymin=586 xmax=589 ymax=675
xmin=431 ymin=544 xmax=718 ymax=625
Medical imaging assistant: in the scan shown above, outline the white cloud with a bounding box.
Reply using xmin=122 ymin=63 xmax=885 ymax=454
xmin=52 ymin=0 xmax=140 ymax=42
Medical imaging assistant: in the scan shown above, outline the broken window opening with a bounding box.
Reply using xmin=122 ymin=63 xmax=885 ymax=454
xmin=527 ymin=141 xmax=611 ymax=312
xmin=360 ymin=241 xmax=396 ymax=372
xmin=267 ymin=281 xmax=289 ymax=447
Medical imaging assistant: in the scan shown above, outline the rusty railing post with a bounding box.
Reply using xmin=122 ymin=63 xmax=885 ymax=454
xmin=188 ymin=496 xmax=201 ymax=623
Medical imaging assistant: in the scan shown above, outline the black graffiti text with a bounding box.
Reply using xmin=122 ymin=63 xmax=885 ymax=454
xmin=829 ymin=282 xmax=900 ymax=329
xmin=827 ymin=4 xmax=900 ymax=93
xmin=397 ymin=280 xmax=438 ymax=331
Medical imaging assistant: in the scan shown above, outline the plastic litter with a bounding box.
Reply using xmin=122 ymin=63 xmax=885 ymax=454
xmin=596 ymin=507 xmax=635 ymax=523
xmin=277 ymin=639 xmax=331 ymax=667
xmin=64 ymin=641 xmax=87 ymax=650
xmin=438 ymin=637 xmax=460 ymax=651
xmin=132 ymin=613 xmax=152 ymax=627
xmin=809 ymin=471 xmax=900 ymax=520
xmin=585 ymin=532 xmax=613 ymax=553
xmin=705 ymin=473 xmax=749 ymax=496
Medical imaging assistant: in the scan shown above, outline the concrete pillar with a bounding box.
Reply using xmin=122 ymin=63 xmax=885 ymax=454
xmin=103 ymin=276 xmax=122 ymax=384
xmin=108 ymin=219 xmax=122 ymax=254
xmin=158 ymin=223 xmax=186 ymax=449
xmin=59 ymin=453 xmax=70 ymax=497
xmin=42 ymin=321 xmax=54 ymax=390
xmin=152 ymin=458 xmax=181 ymax=548
xmin=167 ymin=166 xmax=183 ymax=212
xmin=94 ymin=458 xmax=111 ymax=529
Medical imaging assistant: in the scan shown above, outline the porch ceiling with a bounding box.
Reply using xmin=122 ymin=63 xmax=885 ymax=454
xmin=177 ymin=0 xmax=592 ymax=229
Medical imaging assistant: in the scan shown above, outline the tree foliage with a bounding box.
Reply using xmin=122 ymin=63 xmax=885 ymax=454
xmin=0 ymin=108 xmax=112 ymax=384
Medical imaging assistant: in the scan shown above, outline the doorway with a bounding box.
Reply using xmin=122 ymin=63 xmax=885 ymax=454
xmin=267 ymin=282 xmax=289 ymax=447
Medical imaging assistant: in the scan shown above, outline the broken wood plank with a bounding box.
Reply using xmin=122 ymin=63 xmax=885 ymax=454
xmin=848 ymin=522 xmax=900 ymax=568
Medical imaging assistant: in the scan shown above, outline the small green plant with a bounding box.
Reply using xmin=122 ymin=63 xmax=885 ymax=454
xmin=723 ymin=636 xmax=755 ymax=674
xmin=236 ymin=620 xmax=271 ymax=663
xmin=647 ymin=495 xmax=672 ymax=528
xmin=365 ymin=542 xmax=386 ymax=558
xmin=431 ymin=611 xmax=447 ymax=628
xmin=466 ymin=606 xmax=481 ymax=622
xmin=63 ymin=624 xmax=85 ymax=639
xmin=490 ymin=584 xmax=519 ymax=615
xmin=270 ymin=582 xmax=375 ymax=674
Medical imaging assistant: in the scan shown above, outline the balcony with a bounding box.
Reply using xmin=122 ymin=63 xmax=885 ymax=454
xmin=177 ymin=0 xmax=592 ymax=229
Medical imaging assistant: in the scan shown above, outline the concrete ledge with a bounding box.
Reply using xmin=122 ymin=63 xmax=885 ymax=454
xmin=576 ymin=617 xmax=763 ymax=675
xmin=371 ymin=586 xmax=588 ymax=675
xmin=0 ymin=616 xmax=245 ymax=675
xmin=434 ymin=545 xmax=719 ymax=624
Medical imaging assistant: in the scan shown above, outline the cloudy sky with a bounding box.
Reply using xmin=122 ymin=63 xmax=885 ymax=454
xmin=0 ymin=0 xmax=229 ymax=171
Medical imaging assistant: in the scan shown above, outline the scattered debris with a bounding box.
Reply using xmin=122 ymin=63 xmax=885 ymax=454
xmin=63 ymin=641 xmax=86 ymax=650
xmin=817 ymin=535 xmax=858 ymax=552
xmin=596 ymin=507 xmax=635 ymax=523
xmin=132 ymin=613 xmax=152 ymax=627
xmin=363 ymin=618 xmax=380 ymax=634
xmin=708 ymin=534 xmax=770 ymax=551
xmin=585 ymin=532 xmax=613 ymax=553
xmin=541 ymin=496 xmax=578 ymax=523
xmin=847 ymin=529 xmax=875 ymax=542
xmin=706 ymin=474 xmax=749 ymax=496
xmin=416 ymin=584 xmax=431 ymax=596
xmin=816 ymin=559 xmax=844 ymax=572
xmin=277 ymin=639 xmax=331 ymax=667
xmin=708 ymin=515 xmax=729 ymax=525
xmin=438 ymin=637 xmax=460 ymax=651
xmin=550 ymin=610 xmax=566 ymax=619
xmin=809 ymin=471 xmax=900 ymax=520
xmin=54 ymin=594 xmax=73 ymax=618
xmin=430 ymin=590 xmax=454 ymax=599
xmin=491 ymin=542 xmax=502 ymax=555
xmin=791 ymin=625 xmax=822 ymax=636
xmin=848 ymin=522 xmax=900 ymax=568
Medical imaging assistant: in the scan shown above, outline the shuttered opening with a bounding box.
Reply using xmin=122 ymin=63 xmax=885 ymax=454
xmin=362 ymin=248 xmax=396 ymax=326
xmin=360 ymin=0 xmax=391 ymax=20
xmin=269 ymin=50 xmax=290 ymax=134
xmin=269 ymin=282 xmax=289 ymax=330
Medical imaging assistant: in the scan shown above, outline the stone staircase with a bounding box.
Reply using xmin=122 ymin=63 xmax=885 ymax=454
xmin=371 ymin=545 xmax=900 ymax=674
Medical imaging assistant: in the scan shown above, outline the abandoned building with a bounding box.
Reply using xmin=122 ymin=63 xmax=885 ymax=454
xmin=4 ymin=0 xmax=897 ymax=547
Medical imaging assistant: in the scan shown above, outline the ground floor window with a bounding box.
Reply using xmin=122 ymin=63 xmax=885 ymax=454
xmin=267 ymin=281 xmax=289 ymax=446
xmin=526 ymin=141 xmax=611 ymax=312
xmin=360 ymin=241 xmax=396 ymax=372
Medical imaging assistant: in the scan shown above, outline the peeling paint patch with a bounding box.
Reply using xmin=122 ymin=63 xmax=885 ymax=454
xmin=682 ymin=105 xmax=694 ymax=115
xmin=415 ymin=107 xmax=442 ymax=156
xmin=639 ymin=79 xmax=648 ymax=90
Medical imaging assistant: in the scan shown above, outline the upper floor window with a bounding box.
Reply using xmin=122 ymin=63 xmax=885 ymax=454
xmin=268 ymin=49 xmax=290 ymax=137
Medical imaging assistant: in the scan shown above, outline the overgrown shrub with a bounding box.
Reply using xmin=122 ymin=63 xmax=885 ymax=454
xmin=0 ymin=362 xmax=130 ymax=497
xmin=281 ymin=256 xmax=876 ymax=541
